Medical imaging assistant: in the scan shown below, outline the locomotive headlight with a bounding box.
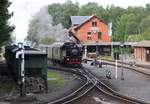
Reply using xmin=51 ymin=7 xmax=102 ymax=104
xmin=67 ymin=58 xmax=70 ymax=61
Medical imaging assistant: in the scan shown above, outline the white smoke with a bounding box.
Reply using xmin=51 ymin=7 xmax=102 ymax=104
xmin=28 ymin=6 xmax=72 ymax=45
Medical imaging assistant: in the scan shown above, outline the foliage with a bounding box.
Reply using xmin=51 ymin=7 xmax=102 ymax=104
xmin=142 ymin=31 xmax=150 ymax=41
xmin=127 ymin=34 xmax=143 ymax=42
xmin=27 ymin=2 xmax=150 ymax=43
xmin=27 ymin=19 xmax=39 ymax=46
xmin=0 ymin=0 xmax=14 ymax=46
xmin=127 ymin=30 xmax=150 ymax=42
xmin=48 ymin=0 xmax=79 ymax=28
xmin=113 ymin=47 xmax=132 ymax=55
xmin=48 ymin=2 xmax=150 ymax=42
xmin=140 ymin=15 xmax=150 ymax=33
xmin=78 ymin=2 xmax=100 ymax=16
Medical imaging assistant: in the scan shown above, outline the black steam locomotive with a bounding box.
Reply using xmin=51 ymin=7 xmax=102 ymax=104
xmin=40 ymin=42 xmax=83 ymax=67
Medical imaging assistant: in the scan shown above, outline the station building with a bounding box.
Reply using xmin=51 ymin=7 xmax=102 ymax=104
xmin=69 ymin=15 xmax=111 ymax=57
xmin=69 ymin=15 xmax=149 ymax=63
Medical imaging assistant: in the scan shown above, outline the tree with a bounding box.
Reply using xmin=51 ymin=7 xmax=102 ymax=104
xmin=0 ymin=0 xmax=14 ymax=46
xmin=28 ymin=2 xmax=150 ymax=42
xmin=78 ymin=2 xmax=100 ymax=16
xmin=63 ymin=0 xmax=79 ymax=28
xmin=142 ymin=30 xmax=150 ymax=41
xmin=140 ymin=15 xmax=150 ymax=33
xmin=115 ymin=13 xmax=139 ymax=35
xmin=26 ymin=18 xmax=40 ymax=46
xmin=125 ymin=22 xmax=138 ymax=34
xmin=48 ymin=0 xmax=79 ymax=28
xmin=127 ymin=34 xmax=143 ymax=42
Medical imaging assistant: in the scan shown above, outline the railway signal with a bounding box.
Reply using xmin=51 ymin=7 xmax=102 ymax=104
xmin=16 ymin=42 xmax=26 ymax=97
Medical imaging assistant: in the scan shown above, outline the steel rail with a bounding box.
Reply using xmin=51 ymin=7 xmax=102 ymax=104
xmin=101 ymin=59 xmax=150 ymax=76
xmin=83 ymin=67 xmax=150 ymax=104
xmin=47 ymin=66 xmax=96 ymax=104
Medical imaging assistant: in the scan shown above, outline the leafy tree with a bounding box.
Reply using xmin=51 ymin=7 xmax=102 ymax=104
xmin=0 ymin=0 xmax=14 ymax=46
xmin=140 ymin=15 xmax=150 ymax=33
xmin=28 ymin=2 xmax=150 ymax=42
xmin=112 ymin=34 xmax=125 ymax=42
xmin=26 ymin=19 xmax=40 ymax=46
xmin=48 ymin=0 xmax=79 ymax=28
xmin=115 ymin=13 xmax=138 ymax=35
xmin=48 ymin=3 xmax=64 ymax=26
xmin=127 ymin=34 xmax=143 ymax=42
xmin=127 ymin=30 xmax=150 ymax=42
xmin=125 ymin=22 xmax=138 ymax=34
xmin=63 ymin=0 xmax=79 ymax=28
xmin=142 ymin=30 xmax=150 ymax=41
xmin=146 ymin=3 xmax=150 ymax=13
xmin=106 ymin=5 xmax=125 ymax=33
xmin=78 ymin=2 xmax=100 ymax=16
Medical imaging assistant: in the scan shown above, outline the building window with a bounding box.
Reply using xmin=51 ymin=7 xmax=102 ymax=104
xmin=87 ymin=37 xmax=91 ymax=40
xmin=92 ymin=21 xmax=97 ymax=27
xmin=87 ymin=32 xmax=91 ymax=35
xmin=87 ymin=32 xmax=92 ymax=40
xmin=98 ymin=32 xmax=102 ymax=39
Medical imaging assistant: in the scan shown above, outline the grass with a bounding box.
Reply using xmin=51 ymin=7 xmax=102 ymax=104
xmin=47 ymin=71 xmax=67 ymax=87
xmin=98 ymin=55 xmax=113 ymax=60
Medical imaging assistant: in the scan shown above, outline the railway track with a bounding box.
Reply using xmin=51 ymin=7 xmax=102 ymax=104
xmin=48 ymin=66 xmax=96 ymax=104
xmin=82 ymin=67 xmax=150 ymax=104
xmin=48 ymin=65 xmax=150 ymax=104
xmin=101 ymin=59 xmax=150 ymax=76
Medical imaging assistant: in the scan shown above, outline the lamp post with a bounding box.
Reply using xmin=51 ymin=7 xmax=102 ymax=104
xmin=83 ymin=42 xmax=87 ymax=59
xmin=120 ymin=42 xmax=124 ymax=80
xmin=96 ymin=41 xmax=99 ymax=58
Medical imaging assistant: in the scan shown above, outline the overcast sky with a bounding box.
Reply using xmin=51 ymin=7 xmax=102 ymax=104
xmin=9 ymin=0 xmax=150 ymax=42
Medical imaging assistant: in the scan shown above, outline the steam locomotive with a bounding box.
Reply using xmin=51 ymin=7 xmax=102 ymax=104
xmin=40 ymin=42 xmax=83 ymax=67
